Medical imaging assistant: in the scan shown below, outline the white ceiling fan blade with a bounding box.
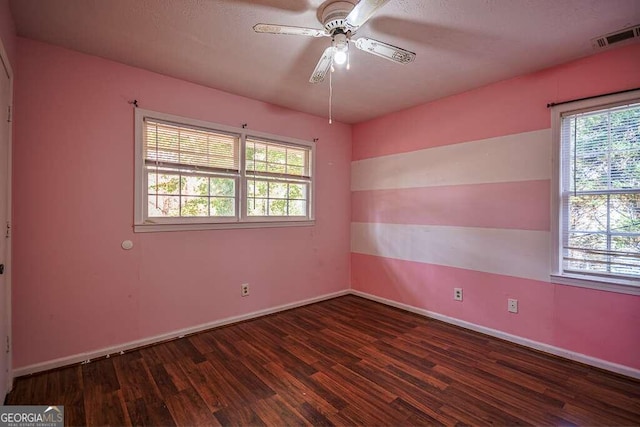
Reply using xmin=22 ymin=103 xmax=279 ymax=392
xmin=345 ymin=0 xmax=391 ymax=29
xmin=309 ymin=47 xmax=335 ymax=83
xmin=253 ymin=23 xmax=328 ymax=37
xmin=354 ymin=37 xmax=416 ymax=64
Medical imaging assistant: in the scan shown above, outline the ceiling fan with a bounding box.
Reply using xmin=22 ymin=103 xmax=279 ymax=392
xmin=253 ymin=0 xmax=416 ymax=84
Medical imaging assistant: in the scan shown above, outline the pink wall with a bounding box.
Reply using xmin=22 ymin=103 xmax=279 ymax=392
xmin=352 ymin=44 xmax=640 ymax=161
xmin=351 ymin=43 xmax=640 ymax=370
xmin=12 ymin=38 xmax=351 ymax=369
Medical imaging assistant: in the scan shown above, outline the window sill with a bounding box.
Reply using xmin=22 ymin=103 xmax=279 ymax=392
xmin=550 ymin=273 xmax=640 ymax=295
xmin=134 ymin=219 xmax=315 ymax=233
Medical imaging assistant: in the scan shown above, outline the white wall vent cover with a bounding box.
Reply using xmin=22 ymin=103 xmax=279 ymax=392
xmin=591 ymin=25 xmax=640 ymax=49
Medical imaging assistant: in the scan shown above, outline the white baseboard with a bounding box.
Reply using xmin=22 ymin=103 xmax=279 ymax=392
xmin=350 ymin=290 xmax=640 ymax=380
xmin=13 ymin=289 xmax=350 ymax=377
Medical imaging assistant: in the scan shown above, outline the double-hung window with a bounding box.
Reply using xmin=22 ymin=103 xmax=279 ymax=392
xmin=551 ymin=90 xmax=640 ymax=292
xmin=245 ymin=138 xmax=312 ymax=218
xmin=134 ymin=109 xmax=315 ymax=231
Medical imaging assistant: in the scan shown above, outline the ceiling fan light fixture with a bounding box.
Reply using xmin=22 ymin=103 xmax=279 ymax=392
xmin=332 ymin=32 xmax=349 ymax=65
xmin=334 ymin=49 xmax=348 ymax=65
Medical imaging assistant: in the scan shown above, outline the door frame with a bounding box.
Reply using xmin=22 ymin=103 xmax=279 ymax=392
xmin=0 ymin=34 xmax=13 ymax=396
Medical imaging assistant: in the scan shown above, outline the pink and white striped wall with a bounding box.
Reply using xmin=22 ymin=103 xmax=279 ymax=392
xmin=351 ymin=43 xmax=640 ymax=372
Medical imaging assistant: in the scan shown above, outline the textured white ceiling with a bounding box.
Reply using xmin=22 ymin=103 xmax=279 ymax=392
xmin=9 ymin=0 xmax=640 ymax=123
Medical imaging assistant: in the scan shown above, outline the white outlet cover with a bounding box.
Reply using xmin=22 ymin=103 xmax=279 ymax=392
xmin=508 ymin=298 xmax=518 ymax=313
xmin=121 ymin=240 xmax=134 ymax=250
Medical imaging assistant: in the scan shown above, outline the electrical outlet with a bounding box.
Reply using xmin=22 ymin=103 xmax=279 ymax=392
xmin=508 ymin=298 xmax=518 ymax=313
xmin=454 ymin=288 xmax=463 ymax=301
xmin=241 ymin=283 xmax=250 ymax=297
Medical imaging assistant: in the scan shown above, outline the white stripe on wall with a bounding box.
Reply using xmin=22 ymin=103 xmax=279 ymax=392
xmin=351 ymin=222 xmax=550 ymax=281
xmin=351 ymin=129 xmax=551 ymax=191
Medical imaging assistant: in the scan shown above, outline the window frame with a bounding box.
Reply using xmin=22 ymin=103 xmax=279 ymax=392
xmin=134 ymin=108 xmax=316 ymax=232
xmin=243 ymin=136 xmax=313 ymax=222
xmin=550 ymin=89 xmax=640 ymax=295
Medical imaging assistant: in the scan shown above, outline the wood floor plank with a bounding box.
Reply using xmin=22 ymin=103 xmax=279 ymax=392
xmin=213 ymin=404 xmax=267 ymax=427
xmin=112 ymin=352 xmax=162 ymax=404
xmin=164 ymin=387 xmax=220 ymax=427
xmin=30 ymin=371 xmax=52 ymax=404
xmin=388 ymin=397 xmax=446 ymax=426
xmin=311 ymin=370 xmax=405 ymax=425
xmin=83 ymin=389 xmax=129 ymax=427
xmin=250 ymin=395 xmax=308 ymax=426
xmin=371 ymin=339 xmax=437 ymax=369
xmin=6 ymin=295 xmax=640 ymax=426
xmin=53 ymin=367 xmax=86 ymax=427
xmin=124 ymin=397 xmax=176 ymax=427
xmin=475 ymin=358 xmax=549 ymax=394
xmin=297 ymin=333 xmax=362 ymax=366
xmin=261 ymin=315 xmax=311 ymax=339
xmin=585 ymin=370 xmax=640 ymax=397
xmin=345 ymin=359 xmax=445 ymax=413
xmin=284 ymin=366 xmax=350 ymax=412
xmin=160 ymin=360 xmax=192 ymax=394
xmin=189 ymin=330 xmax=236 ymax=361
xmin=491 ymin=351 xmax=574 ymax=387
xmin=242 ymin=364 xmax=338 ymax=427
xmin=327 ymin=363 xmax=398 ymax=404
xmin=205 ymin=356 xmax=275 ymax=402
xmin=146 ymin=362 xmax=180 ymax=398
xmin=241 ymin=358 xmax=339 ymax=416
xmin=566 ymin=375 xmax=640 ymax=412
xmin=177 ymin=359 xmax=231 ymax=413
xmin=82 ymin=358 xmax=121 ymax=394
xmin=173 ymin=337 xmax=207 ymax=364
xmin=441 ymin=384 xmax=531 ymax=425
xmin=295 ymin=401 xmax=334 ymax=426
xmin=280 ymin=335 xmax=331 ymax=367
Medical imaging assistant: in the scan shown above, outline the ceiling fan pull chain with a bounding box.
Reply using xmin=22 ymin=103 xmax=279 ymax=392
xmin=329 ymin=57 xmax=333 ymax=124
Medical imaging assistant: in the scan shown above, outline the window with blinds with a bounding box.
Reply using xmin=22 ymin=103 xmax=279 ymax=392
xmin=559 ymin=101 xmax=640 ymax=282
xmin=245 ymin=138 xmax=311 ymax=217
xmin=144 ymin=119 xmax=240 ymax=219
xmin=134 ymin=109 xmax=315 ymax=230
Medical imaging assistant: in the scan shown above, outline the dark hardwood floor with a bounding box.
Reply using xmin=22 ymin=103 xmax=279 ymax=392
xmin=6 ymin=295 xmax=640 ymax=426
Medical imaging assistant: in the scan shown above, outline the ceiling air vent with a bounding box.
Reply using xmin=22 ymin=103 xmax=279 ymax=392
xmin=591 ymin=25 xmax=640 ymax=49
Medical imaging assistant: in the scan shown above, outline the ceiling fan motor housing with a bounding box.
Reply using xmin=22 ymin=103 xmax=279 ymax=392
xmin=320 ymin=1 xmax=354 ymax=32
xmin=333 ymin=32 xmax=349 ymax=50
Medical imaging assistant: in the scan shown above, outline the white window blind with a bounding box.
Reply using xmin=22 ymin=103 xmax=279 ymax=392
xmin=144 ymin=119 xmax=239 ymax=173
xmin=144 ymin=119 xmax=240 ymax=219
xmin=245 ymin=138 xmax=312 ymax=217
xmin=560 ymin=101 xmax=640 ymax=281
